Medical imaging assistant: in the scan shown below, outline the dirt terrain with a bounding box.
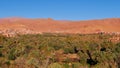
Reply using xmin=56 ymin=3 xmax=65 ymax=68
xmin=0 ymin=18 xmax=120 ymax=36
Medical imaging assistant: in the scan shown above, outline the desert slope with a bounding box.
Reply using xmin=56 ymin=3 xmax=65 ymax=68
xmin=0 ymin=18 xmax=120 ymax=36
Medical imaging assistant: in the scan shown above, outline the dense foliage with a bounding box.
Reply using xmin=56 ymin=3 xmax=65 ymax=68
xmin=0 ymin=33 xmax=120 ymax=68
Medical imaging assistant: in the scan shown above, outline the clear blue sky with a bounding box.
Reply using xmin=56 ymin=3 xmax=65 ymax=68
xmin=0 ymin=0 xmax=120 ymax=20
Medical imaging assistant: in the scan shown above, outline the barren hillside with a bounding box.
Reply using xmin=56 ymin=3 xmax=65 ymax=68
xmin=0 ymin=18 xmax=120 ymax=35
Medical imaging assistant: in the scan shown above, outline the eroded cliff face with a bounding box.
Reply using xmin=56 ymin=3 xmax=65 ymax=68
xmin=0 ymin=18 xmax=120 ymax=36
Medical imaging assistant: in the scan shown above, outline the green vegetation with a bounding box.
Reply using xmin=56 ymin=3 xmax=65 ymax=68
xmin=0 ymin=33 xmax=120 ymax=68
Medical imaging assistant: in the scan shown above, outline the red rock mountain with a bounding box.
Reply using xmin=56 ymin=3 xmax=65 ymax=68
xmin=0 ymin=18 xmax=120 ymax=35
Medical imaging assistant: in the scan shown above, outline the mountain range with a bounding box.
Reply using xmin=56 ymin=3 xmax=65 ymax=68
xmin=0 ymin=18 xmax=120 ymax=36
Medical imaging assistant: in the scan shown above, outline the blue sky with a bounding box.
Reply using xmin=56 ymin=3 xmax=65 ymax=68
xmin=0 ymin=0 xmax=120 ymax=20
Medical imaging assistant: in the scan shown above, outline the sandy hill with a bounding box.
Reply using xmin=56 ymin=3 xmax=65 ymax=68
xmin=0 ymin=18 xmax=120 ymax=36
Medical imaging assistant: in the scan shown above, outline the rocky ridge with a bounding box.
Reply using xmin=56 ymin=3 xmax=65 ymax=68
xmin=0 ymin=18 xmax=120 ymax=36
